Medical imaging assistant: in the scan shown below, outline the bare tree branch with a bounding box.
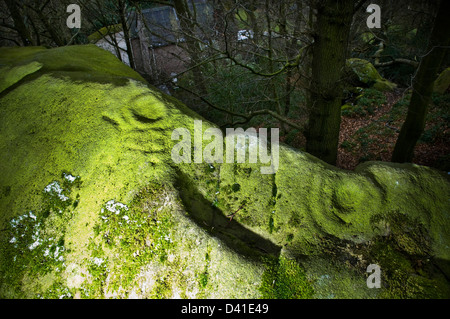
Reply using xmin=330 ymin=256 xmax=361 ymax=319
xmin=177 ymin=83 xmax=304 ymax=132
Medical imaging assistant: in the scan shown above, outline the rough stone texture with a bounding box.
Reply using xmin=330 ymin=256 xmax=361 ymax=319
xmin=434 ymin=67 xmax=450 ymax=94
xmin=346 ymin=58 xmax=397 ymax=92
xmin=0 ymin=45 xmax=449 ymax=299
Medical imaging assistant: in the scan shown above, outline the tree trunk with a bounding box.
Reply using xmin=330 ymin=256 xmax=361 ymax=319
xmin=305 ymin=0 xmax=354 ymax=165
xmin=118 ymin=0 xmax=136 ymax=70
xmin=282 ymin=0 xmax=302 ymax=118
xmin=136 ymin=10 xmax=154 ymax=77
xmin=4 ymin=0 xmax=34 ymax=46
xmin=173 ymin=0 xmax=208 ymax=96
xmin=391 ymin=0 xmax=450 ymax=163
xmin=245 ymin=1 xmax=260 ymax=46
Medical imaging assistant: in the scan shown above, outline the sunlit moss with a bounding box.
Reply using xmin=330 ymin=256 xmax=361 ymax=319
xmin=260 ymin=256 xmax=314 ymax=299
xmin=0 ymin=45 xmax=448 ymax=299
xmin=0 ymin=173 xmax=80 ymax=298
xmin=80 ymin=183 xmax=176 ymax=297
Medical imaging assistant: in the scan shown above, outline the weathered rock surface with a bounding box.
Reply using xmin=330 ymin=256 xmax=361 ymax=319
xmin=346 ymin=58 xmax=397 ymax=92
xmin=0 ymin=45 xmax=449 ymax=299
xmin=434 ymin=67 xmax=450 ymax=94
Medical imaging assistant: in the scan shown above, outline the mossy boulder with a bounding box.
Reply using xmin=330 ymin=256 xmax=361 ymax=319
xmin=434 ymin=67 xmax=450 ymax=94
xmin=346 ymin=58 xmax=397 ymax=92
xmin=0 ymin=45 xmax=449 ymax=299
xmin=87 ymin=24 xmax=123 ymax=43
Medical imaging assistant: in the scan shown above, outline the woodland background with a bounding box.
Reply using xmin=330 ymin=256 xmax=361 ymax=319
xmin=1 ymin=0 xmax=449 ymax=170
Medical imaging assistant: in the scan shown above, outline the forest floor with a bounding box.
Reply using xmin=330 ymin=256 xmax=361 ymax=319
xmin=336 ymin=89 xmax=450 ymax=171
xmin=282 ymin=89 xmax=450 ymax=172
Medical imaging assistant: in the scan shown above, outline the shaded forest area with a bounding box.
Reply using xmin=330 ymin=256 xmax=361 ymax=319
xmin=1 ymin=0 xmax=449 ymax=171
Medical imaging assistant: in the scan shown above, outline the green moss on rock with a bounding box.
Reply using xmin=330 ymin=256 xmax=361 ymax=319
xmin=0 ymin=45 xmax=448 ymax=299
xmin=260 ymin=256 xmax=314 ymax=298
xmin=346 ymin=58 xmax=397 ymax=91
xmin=87 ymin=25 xmax=123 ymax=43
xmin=0 ymin=61 xmax=43 ymax=94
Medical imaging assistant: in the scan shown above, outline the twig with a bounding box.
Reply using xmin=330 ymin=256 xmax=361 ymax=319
xmin=177 ymin=84 xmax=304 ymax=132
xmin=66 ymin=28 xmax=81 ymax=46
xmin=227 ymin=204 xmax=245 ymax=222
